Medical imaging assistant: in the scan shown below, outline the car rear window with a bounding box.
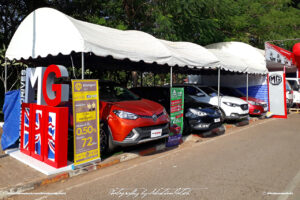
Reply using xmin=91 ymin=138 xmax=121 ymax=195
xmin=99 ymin=85 xmax=141 ymax=102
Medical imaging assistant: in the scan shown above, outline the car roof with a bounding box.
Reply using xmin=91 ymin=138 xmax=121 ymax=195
xmin=98 ymin=80 xmax=121 ymax=86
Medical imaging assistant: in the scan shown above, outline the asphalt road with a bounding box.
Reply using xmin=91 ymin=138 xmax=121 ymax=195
xmin=9 ymin=113 xmax=300 ymax=200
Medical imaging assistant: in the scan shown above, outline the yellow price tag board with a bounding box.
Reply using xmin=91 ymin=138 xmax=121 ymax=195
xmin=72 ymin=80 xmax=100 ymax=166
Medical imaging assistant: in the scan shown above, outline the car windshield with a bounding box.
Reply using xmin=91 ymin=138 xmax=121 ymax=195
xmin=288 ymin=80 xmax=299 ymax=90
xmin=286 ymin=82 xmax=292 ymax=91
xmin=220 ymin=88 xmax=244 ymax=97
xmin=198 ymin=86 xmax=218 ymax=97
xmin=184 ymin=93 xmax=196 ymax=103
xmin=99 ymin=85 xmax=141 ymax=102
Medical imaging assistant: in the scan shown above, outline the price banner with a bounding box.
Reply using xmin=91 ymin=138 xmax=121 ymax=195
xmin=167 ymin=87 xmax=184 ymax=147
xmin=72 ymin=80 xmax=100 ymax=165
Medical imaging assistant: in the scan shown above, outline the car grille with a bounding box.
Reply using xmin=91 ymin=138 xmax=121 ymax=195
xmin=138 ymin=112 xmax=164 ymax=119
xmin=261 ymin=103 xmax=267 ymax=108
xmin=240 ymin=104 xmax=248 ymax=110
xmin=209 ymin=122 xmax=222 ymax=130
xmin=134 ymin=123 xmax=170 ymax=140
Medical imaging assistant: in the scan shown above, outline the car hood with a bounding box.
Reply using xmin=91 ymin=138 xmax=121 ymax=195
xmin=185 ymin=101 xmax=217 ymax=114
xmin=240 ymin=96 xmax=265 ymax=104
xmin=111 ymin=99 xmax=164 ymax=116
xmin=218 ymin=95 xmax=248 ymax=105
xmin=199 ymin=107 xmax=218 ymax=115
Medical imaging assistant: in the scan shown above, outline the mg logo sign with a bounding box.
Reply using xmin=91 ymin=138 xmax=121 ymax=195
xmin=269 ymin=74 xmax=282 ymax=85
xmin=25 ymin=65 xmax=69 ymax=106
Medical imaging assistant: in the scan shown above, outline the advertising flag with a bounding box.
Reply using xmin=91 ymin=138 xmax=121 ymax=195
xmin=72 ymin=80 xmax=100 ymax=166
xmin=167 ymin=87 xmax=184 ymax=147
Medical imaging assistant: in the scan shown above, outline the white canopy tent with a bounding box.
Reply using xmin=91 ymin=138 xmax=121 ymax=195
xmin=159 ymin=40 xmax=220 ymax=70
xmin=205 ymin=41 xmax=268 ymax=102
xmin=205 ymin=42 xmax=267 ymax=74
xmin=5 ymin=7 xmax=220 ymax=69
xmin=206 ymin=49 xmax=248 ymax=73
xmin=5 ymin=7 xmax=223 ymax=93
xmin=5 ymin=8 xmax=269 ymax=107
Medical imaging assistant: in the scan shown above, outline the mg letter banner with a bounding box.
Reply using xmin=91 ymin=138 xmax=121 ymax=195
xmin=31 ymin=104 xmax=47 ymax=161
xmin=167 ymin=87 xmax=184 ymax=147
xmin=72 ymin=80 xmax=100 ymax=166
xmin=20 ymin=103 xmax=33 ymax=156
xmin=268 ymin=71 xmax=287 ymax=118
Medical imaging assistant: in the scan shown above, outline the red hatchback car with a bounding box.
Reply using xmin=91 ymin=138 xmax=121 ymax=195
xmin=98 ymin=81 xmax=170 ymax=152
xmin=217 ymin=87 xmax=268 ymax=116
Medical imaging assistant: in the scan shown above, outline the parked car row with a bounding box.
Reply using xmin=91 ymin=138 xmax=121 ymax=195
xmin=70 ymin=81 xmax=269 ymax=154
xmin=130 ymin=86 xmax=224 ymax=134
xmin=286 ymin=78 xmax=300 ymax=107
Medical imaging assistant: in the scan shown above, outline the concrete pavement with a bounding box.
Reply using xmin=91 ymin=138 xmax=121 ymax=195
xmin=5 ymin=113 xmax=300 ymax=200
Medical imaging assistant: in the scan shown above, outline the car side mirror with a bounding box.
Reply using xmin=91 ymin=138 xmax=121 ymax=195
xmin=196 ymin=92 xmax=205 ymax=97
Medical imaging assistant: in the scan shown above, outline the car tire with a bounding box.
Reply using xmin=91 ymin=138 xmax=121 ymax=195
xmin=100 ymin=122 xmax=115 ymax=154
xmin=99 ymin=122 xmax=108 ymax=154
xmin=219 ymin=108 xmax=226 ymax=122
xmin=183 ymin=119 xmax=190 ymax=135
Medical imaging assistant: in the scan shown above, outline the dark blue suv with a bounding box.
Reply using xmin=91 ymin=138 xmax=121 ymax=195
xmin=130 ymin=87 xmax=225 ymax=136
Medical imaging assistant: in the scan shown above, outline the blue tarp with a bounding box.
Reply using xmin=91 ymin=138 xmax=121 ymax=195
xmin=1 ymin=90 xmax=20 ymax=150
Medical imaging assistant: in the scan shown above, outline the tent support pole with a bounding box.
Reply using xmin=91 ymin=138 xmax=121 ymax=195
xmin=170 ymin=67 xmax=173 ymax=115
xmin=170 ymin=67 xmax=173 ymax=88
xmin=246 ymin=73 xmax=249 ymax=102
xmin=81 ymin=52 xmax=84 ymax=79
xmin=4 ymin=58 xmax=7 ymax=93
xmin=217 ymin=68 xmax=220 ymax=108
xmin=153 ymin=73 xmax=156 ymax=86
xmin=140 ymin=72 xmax=143 ymax=86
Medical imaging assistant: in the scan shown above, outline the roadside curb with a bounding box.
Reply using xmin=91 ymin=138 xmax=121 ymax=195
xmin=0 ymin=117 xmax=267 ymax=199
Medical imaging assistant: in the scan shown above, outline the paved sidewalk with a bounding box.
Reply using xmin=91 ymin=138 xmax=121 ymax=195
xmin=0 ymin=156 xmax=46 ymax=190
xmin=0 ymin=116 xmax=266 ymax=198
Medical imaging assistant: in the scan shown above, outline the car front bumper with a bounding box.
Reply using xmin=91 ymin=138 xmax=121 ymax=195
xmin=249 ymin=105 xmax=266 ymax=115
xmin=202 ymin=124 xmax=226 ymax=137
xmin=187 ymin=115 xmax=222 ymax=131
xmin=113 ymin=123 xmax=170 ymax=146
xmin=225 ymin=113 xmax=249 ymax=120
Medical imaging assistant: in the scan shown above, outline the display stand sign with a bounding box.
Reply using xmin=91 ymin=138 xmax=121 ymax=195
xmin=167 ymin=87 xmax=184 ymax=147
xmin=72 ymin=80 xmax=100 ymax=166
xmin=267 ymin=71 xmax=287 ymax=118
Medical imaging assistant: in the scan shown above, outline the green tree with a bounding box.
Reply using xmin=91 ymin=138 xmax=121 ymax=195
xmin=224 ymin=0 xmax=300 ymax=49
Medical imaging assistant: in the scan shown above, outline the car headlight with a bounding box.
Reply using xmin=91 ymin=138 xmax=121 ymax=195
xmin=223 ymin=102 xmax=239 ymax=107
xmin=188 ymin=108 xmax=208 ymax=117
xmin=248 ymin=100 xmax=259 ymax=105
xmin=162 ymin=108 xmax=168 ymax=115
xmin=113 ymin=110 xmax=138 ymax=120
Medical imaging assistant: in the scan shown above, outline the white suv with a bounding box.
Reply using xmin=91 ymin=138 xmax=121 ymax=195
xmin=177 ymin=84 xmax=249 ymax=120
xmin=287 ymin=78 xmax=300 ymax=106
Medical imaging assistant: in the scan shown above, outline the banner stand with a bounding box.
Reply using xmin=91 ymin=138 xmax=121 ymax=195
xmin=267 ymin=70 xmax=287 ymax=118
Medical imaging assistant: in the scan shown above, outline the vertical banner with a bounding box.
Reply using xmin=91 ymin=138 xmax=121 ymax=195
xmin=167 ymin=87 xmax=184 ymax=147
xmin=20 ymin=70 xmax=26 ymax=139
xmin=268 ymin=71 xmax=287 ymax=118
xmin=72 ymin=80 xmax=100 ymax=166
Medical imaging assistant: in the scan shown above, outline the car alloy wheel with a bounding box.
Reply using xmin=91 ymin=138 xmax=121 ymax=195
xmin=100 ymin=122 xmax=108 ymax=154
xmin=219 ymin=108 xmax=226 ymax=122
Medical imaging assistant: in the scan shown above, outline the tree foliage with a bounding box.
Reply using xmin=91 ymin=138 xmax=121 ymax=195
xmin=0 ymin=0 xmax=300 ymax=95
xmin=1 ymin=0 xmax=300 ymax=48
